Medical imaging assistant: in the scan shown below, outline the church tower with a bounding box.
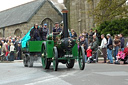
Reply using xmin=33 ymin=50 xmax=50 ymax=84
xmin=64 ymin=0 xmax=100 ymax=34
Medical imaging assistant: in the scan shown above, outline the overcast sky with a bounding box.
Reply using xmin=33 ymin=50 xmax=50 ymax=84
xmin=0 ymin=0 xmax=63 ymax=12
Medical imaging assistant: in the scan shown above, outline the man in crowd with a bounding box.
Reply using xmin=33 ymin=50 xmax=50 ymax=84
xmin=120 ymin=34 xmax=125 ymax=51
xmin=88 ymin=29 xmax=94 ymax=42
xmin=99 ymin=34 xmax=107 ymax=63
xmin=106 ymin=34 xmax=113 ymax=64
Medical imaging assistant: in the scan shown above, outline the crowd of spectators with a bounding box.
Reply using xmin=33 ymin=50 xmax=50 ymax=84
xmin=0 ymin=36 xmax=22 ymax=61
xmin=72 ymin=29 xmax=128 ymax=64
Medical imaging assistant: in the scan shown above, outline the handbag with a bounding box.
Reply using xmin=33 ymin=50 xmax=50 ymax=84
xmin=109 ymin=45 xmax=113 ymax=50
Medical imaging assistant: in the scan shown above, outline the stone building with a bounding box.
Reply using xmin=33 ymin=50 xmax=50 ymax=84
xmin=64 ymin=0 xmax=100 ymax=34
xmin=0 ymin=0 xmax=64 ymax=37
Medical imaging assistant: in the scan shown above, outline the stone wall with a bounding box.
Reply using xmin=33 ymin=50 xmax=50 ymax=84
xmin=0 ymin=1 xmax=62 ymax=38
xmin=64 ymin=0 xmax=100 ymax=35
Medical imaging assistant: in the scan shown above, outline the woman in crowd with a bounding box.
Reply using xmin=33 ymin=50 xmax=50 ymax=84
xmin=113 ymin=35 xmax=121 ymax=60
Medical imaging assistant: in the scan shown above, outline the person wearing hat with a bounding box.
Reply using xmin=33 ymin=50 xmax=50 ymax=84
xmin=107 ymin=34 xmax=113 ymax=64
xmin=30 ymin=24 xmax=41 ymax=41
xmin=40 ymin=23 xmax=49 ymax=40
xmin=53 ymin=22 xmax=62 ymax=35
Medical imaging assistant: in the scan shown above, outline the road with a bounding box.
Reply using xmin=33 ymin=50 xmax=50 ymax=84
xmin=0 ymin=60 xmax=128 ymax=85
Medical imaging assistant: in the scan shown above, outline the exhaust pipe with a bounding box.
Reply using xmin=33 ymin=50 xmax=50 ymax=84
xmin=62 ymin=9 xmax=69 ymax=38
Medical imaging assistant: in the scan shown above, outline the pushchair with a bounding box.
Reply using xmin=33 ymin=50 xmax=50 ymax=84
xmin=0 ymin=53 xmax=5 ymax=61
xmin=115 ymin=55 xmax=128 ymax=64
xmin=87 ymin=48 xmax=103 ymax=63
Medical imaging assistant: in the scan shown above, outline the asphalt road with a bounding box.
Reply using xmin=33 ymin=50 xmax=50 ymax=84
xmin=0 ymin=60 xmax=128 ymax=85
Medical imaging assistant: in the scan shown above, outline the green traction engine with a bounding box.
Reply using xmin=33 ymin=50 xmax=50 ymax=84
xmin=41 ymin=9 xmax=85 ymax=71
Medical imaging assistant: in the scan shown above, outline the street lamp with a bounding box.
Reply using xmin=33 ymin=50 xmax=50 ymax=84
xmin=3 ymin=27 xmax=5 ymax=37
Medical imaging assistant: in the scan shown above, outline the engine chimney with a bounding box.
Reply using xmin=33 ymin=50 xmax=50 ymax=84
xmin=62 ymin=9 xmax=69 ymax=38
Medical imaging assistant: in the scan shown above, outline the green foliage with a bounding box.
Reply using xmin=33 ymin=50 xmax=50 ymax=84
xmin=97 ymin=19 xmax=128 ymax=37
xmin=87 ymin=0 xmax=128 ymax=25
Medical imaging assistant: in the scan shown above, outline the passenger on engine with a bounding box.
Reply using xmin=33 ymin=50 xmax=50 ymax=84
xmin=30 ymin=24 xmax=41 ymax=41
xmin=53 ymin=22 xmax=62 ymax=35
xmin=40 ymin=23 xmax=49 ymax=40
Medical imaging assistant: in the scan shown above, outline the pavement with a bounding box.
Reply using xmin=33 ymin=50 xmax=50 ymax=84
xmin=0 ymin=60 xmax=128 ymax=85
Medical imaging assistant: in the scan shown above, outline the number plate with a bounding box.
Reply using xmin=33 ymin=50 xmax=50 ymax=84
xmin=64 ymin=55 xmax=73 ymax=57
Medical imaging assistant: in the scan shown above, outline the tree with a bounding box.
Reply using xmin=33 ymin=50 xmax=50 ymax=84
xmin=97 ymin=19 xmax=128 ymax=37
xmin=87 ymin=0 xmax=128 ymax=25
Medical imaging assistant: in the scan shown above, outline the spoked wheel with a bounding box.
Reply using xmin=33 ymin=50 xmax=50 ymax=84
xmin=23 ymin=54 xmax=28 ymax=67
xmin=42 ymin=42 xmax=51 ymax=69
xmin=53 ymin=47 xmax=58 ymax=71
xmin=78 ymin=46 xmax=85 ymax=70
xmin=66 ymin=59 xmax=75 ymax=68
xmin=27 ymin=54 xmax=33 ymax=67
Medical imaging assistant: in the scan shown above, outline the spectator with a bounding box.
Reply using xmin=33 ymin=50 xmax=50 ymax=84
xmin=78 ymin=34 xmax=82 ymax=41
xmin=94 ymin=29 xmax=99 ymax=38
xmin=119 ymin=34 xmax=125 ymax=51
xmin=91 ymin=38 xmax=99 ymax=61
xmin=106 ymin=34 xmax=113 ymax=64
xmin=86 ymin=46 xmax=92 ymax=63
xmin=99 ymin=34 xmax=107 ymax=63
xmin=71 ymin=29 xmax=77 ymax=39
xmin=9 ymin=43 xmax=15 ymax=61
xmin=93 ymin=34 xmax=99 ymax=44
xmin=17 ymin=43 xmax=21 ymax=60
xmin=113 ymin=35 xmax=121 ymax=60
xmin=80 ymin=36 xmax=88 ymax=62
xmin=115 ymin=48 xmax=125 ymax=64
xmin=123 ymin=43 xmax=128 ymax=64
xmin=88 ymin=29 xmax=94 ymax=41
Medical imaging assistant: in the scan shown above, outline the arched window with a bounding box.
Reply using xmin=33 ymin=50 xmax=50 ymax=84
xmin=41 ymin=18 xmax=54 ymax=33
xmin=14 ymin=29 xmax=22 ymax=37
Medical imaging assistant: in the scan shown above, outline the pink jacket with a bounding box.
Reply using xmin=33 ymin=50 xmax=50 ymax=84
xmin=117 ymin=51 xmax=125 ymax=59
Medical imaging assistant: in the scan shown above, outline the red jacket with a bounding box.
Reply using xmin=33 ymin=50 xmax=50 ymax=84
xmin=124 ymin=47 xmax=128 ymax=56
xmin=86 ymin=49 xmax=92 ymax=57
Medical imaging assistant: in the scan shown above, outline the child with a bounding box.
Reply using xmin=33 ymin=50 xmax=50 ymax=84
xmin=86 ymin=46 xmax=92 ymax=63
xmin=115 ymin=48 xmax=125 ymax=64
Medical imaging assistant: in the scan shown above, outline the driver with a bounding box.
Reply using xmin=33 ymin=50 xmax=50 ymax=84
xmin=53 ymin=22 xmax=62 ymax=35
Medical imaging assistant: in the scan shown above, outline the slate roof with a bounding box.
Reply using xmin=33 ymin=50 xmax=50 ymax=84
xmin=0 ymin=0 xmax=62 ymax=28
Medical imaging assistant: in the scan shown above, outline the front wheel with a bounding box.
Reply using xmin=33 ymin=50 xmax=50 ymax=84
xmin=78 ymin=46 xmax=85 ymax=70
xmin=23 ymin=54 xmax=28 ymax=67
xmin=27 ymin=54 xmax=33 ymax=67
xmin=66 ymin=59 xmax=75 ymax=68
xmin=53 ymin=47 xmax=58 ymax=71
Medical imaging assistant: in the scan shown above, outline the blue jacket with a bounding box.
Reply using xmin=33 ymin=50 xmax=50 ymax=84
xmin=107 ymin=38 xmax=112 ymax=49
xmin=120 ymin=37 xmax=125 ymax=48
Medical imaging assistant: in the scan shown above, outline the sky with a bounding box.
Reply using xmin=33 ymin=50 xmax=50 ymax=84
xmin=0 ymin=0 xmax=63 ymax=12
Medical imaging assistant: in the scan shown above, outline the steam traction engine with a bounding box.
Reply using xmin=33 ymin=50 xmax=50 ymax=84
xmin=41 ymin=9 xmax=85 ymax=71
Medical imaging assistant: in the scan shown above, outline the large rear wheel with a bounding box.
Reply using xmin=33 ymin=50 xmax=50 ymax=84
xmin=53 ymin=47 xmax=58 ymax=71
xmin=42 ymin=42 xmax=51 ymax=69
xmin=66 ymin=59 xmax=75 ymax=68
xmin=78 ymin=46 xmax=85 ymax=70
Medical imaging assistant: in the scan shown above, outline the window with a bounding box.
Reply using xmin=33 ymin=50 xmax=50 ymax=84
xmin=41 ymin=18 xmax=54 ymax=33
xmin=14 ymin=29 xmax=22 ymax=37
